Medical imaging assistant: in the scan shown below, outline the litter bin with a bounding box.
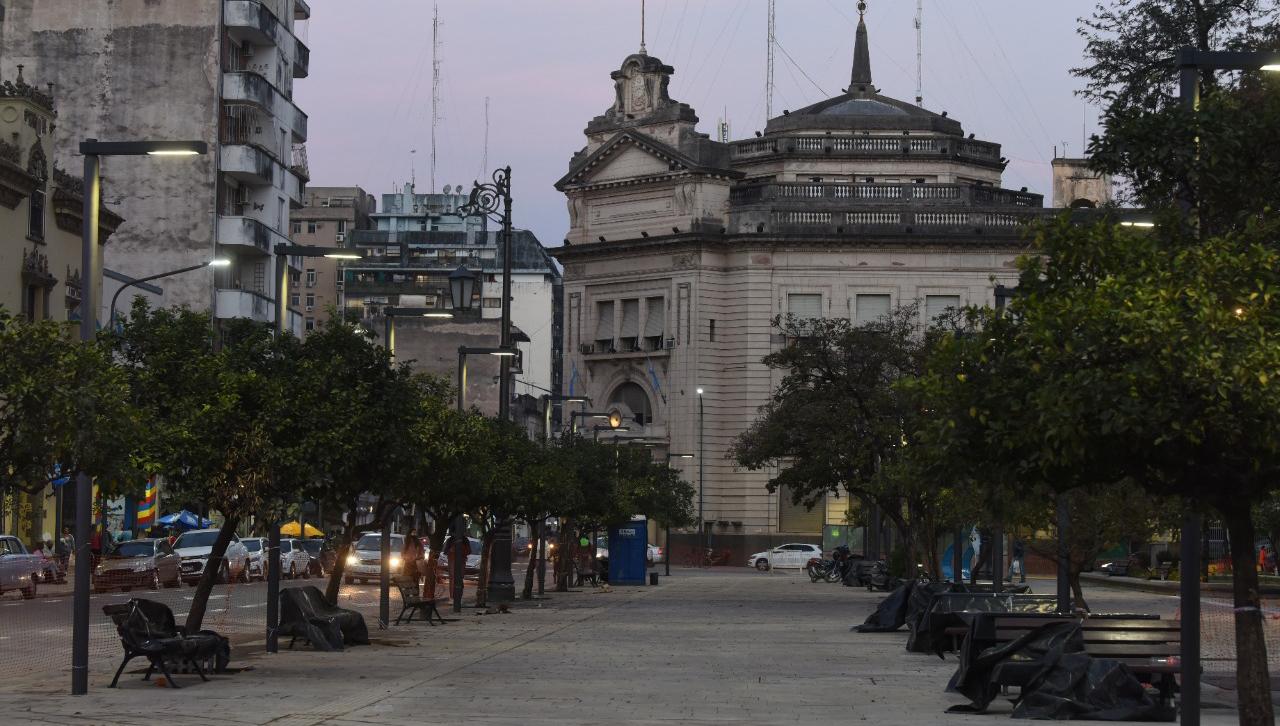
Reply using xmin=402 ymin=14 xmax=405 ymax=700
xmin=648 ymin=572 xmax=659 ymax=586
xmin=607 ymin=517 xmax=648 ymax=586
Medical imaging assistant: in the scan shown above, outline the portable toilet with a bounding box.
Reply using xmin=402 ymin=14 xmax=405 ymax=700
xmin=607 ymin=517 xmax=648 ymax=585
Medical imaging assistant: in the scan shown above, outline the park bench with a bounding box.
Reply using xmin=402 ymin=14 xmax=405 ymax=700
xmin=103 ymin=599 xmax=228 ymax=689
xmin=279 ymin=586 xmax=370 ymax=651
xmin=394 ymin=575 xmax=446 ymax=626
xmin=919 ymin=592 xmax=1060 ymax=653
xmin=968 ymin=614 xmax=1181 ymax=708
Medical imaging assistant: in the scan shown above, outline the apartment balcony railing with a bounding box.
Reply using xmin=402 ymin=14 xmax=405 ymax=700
xmin=222 ymin=71 xmax=274 ymax=111
xmin=293 ymin=37 xmax=310 ymax=78
xmin=220 ymin=143 xmax=275 ymax=186
xmin=578 ymin=338 xmax=674 ymax=360
xmin=224 ymin=1 xmax=282 ymax=46
xmin=730 ymin=181 xmax=1042 ymax=208
xmin=343 ymin=278 xmax=441 ymax=296
xmin=218 ymin=215 xmax=289 ymax=255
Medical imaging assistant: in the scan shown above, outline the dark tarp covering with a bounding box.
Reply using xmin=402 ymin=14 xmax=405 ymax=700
xmin=918 ymin=594 xmax=1061 ymax=656
xmin=904 ymin=581 xmax=955 ymax=651
xmin=853 ymin=579 xmax=916 ymax=632
xmin=946 ymin=621 xmax=1172 ymax=721
xmin=279 ymin=586 xmax=370 ymax=652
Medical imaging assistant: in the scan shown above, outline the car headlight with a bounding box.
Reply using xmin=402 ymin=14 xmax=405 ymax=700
xmin=346 ymin=555 xmax=358 ymax=566
xmin=390 ymin=556 xmax=401 ymax=568
xmin=547 ymin=543 xmax=555 ymax=551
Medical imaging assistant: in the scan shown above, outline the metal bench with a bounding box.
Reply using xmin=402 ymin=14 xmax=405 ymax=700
xmin=103 ymin=599 xmax=227 ymax=689
xmin=394 ymin=575 xmax=446 ymax=625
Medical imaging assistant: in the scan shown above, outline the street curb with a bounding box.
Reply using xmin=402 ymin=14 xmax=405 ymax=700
xmin=1080 ymin=572 xmax=1280 ymax=596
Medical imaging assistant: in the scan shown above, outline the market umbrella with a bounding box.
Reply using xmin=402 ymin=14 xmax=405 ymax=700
xmin=157 ymin=510 xmax=211 ymax=530
xmin=280 ymin=521 xmax=323 ymax=537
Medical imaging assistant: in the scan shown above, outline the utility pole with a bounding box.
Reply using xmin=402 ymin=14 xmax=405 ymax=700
xmin=765 ymin=0 xmax=776 ymax=121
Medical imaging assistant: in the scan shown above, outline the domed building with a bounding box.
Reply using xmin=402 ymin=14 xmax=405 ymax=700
xmin=552 ymin=5 xmax=1063 ymax=558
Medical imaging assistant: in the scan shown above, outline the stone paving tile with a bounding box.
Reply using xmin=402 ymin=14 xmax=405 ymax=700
xmin=0 ymin=570 xmax=1243 ymax=725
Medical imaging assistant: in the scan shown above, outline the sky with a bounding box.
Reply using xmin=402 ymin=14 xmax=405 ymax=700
xmin=295 ymin=0 xmax=1105 ymax=249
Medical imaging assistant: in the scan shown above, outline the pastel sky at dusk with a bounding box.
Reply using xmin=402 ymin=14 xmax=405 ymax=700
xmin=295 ymin=1 xmax=1102 ymax=248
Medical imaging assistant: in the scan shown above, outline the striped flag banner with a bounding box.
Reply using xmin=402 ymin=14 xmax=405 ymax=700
xmin=136 ymin=476 xmax=158 ymax=528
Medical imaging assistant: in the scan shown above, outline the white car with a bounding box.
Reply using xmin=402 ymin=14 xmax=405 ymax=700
xmin=647 ymin=544 xmax=664 ymax=563
xmin=344 ymin=532 xmax=405 ymax=584
xmin=241 ymin=537 xmax=266 ymax=580
xmin=174 ymin=529 xmax=249 ymax=584
xmin=279 ymin=538 xmax=312 ymax=579
xmin=748 ymin=543 xmax=824 ymax=571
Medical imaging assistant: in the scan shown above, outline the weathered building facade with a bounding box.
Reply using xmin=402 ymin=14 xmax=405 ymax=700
xmin=289 ymin=185 xmax=375 ymax=333
xmin=1 ymin=0 xmax=312 ymax=332
xmin=553 ymin=8 xmax=1055 ymax=557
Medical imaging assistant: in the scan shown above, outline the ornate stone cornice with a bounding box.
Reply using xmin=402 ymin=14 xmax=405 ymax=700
xmin=21 ymin=248 xmax=57 ymax=288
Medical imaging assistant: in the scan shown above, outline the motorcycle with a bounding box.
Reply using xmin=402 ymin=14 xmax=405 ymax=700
xmin=864 ymin=559 xmax=901 ymax=592
xmin=805 ymin=557 xmax=835 ymax=582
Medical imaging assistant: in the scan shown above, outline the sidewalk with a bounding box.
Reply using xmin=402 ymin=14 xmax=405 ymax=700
xmin=0 ymin=569 xmax=1243 ymax=725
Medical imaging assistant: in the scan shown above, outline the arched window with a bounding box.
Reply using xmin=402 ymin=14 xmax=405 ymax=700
xmin=609 ymin=382 xmax=653 ymax=426
xmin=1069 ymin=198 xmax=1097 ymax=209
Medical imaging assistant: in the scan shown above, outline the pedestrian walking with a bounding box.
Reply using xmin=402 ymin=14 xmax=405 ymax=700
xmin=401 ymin=528 xmax=425 ymax=591
xmin=1259 ymin=544 xmax=1269 ymax=575
xmin=969 ymin=525 xmax=994 ymax=586
xmin=1008 ymin=537 xmax=1027 ymax=583
xmin=1267 ymin=546 xmax=1278 ymax=577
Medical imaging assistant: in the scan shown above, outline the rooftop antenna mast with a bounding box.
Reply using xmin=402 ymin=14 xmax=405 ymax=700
xmin=766 ymin=0 xmax=776 ymax=120
xmin=430 ymin=2 xmax=442 ymax=195
xmin=640 ymin=0 xmax=647 ymax=54
xmin=480 ymin=96 xmax=490 ymax=182
xmin=915 ymin=0 xmax=924 ymax=106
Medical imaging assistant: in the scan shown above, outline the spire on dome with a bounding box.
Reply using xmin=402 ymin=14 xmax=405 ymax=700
xmin=851 ymin=1 xmax=872 ymax=88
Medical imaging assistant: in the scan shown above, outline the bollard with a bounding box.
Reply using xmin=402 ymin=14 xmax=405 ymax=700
xmin=648 ymin=572 xmax=659 ymax=586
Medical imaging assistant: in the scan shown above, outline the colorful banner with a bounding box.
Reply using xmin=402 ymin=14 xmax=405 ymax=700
xmin=135 ymin=476 xmax=157 ymax=528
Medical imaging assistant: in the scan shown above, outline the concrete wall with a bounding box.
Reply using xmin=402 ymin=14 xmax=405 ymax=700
xmin=2 ymin=0 xmax=222 ymax=311
xmin=389 ymin=317 xmax=507 ymax=417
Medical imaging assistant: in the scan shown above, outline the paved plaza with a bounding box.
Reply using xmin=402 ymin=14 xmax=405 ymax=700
xmin=0 ymin=569 xmax=1248 ymax=725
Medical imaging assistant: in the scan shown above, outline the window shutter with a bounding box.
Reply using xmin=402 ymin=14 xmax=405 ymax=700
xmin=853 ymin=294 xmax=891 ymax=325
xmin=925 ymin=295 xmax=961 ymax=324
xmin=595 ymin=301 xmax=614 ymax=341
xmin=620 ymin=299 xmax=640 ymax=337
xmin=643 ymin=297 xmax=665 ymax=338
xmin=788 ymin=293 xmax=823 ymax=319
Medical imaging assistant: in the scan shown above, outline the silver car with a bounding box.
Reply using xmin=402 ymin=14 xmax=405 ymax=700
xmin=279 ymin=538 xmax=312 ymax=579
xmin=343 ymin=532 xmax=405 ymax=585
xmin=174 ymin=529 xmax=250 ymax=584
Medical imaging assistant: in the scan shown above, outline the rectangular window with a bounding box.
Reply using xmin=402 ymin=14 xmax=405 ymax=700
xmin=28 ymin=189 xmax=45 ymax=240
xmin=307 ymin=221 xmax=317 ymax=234
xmin=619 ymin=298 xmax=640 ymax=351
xmin=788 ymin=293 xmax=823 ymax=320
xmin=290 ymin=294 xmax=299 ymax=306
xmin=924 ymin=294 xmax=962 ymax=325
xmin=253 ymin=262 xmax=266 ymax=294
xmin=853 ymin=294 xmax=891 ymax=326
xmin=306 ymin=269 xmax=316 ymax=286
xmin=292 ymin=222 xmax=302 ymax=235
xmin=482 ymin=297 xmax=501 ymax=309
xmin=305 ymin=293 xmax=315 ymax=308
xmin=594 ymin=300 xmax=615 ymax=350
xmin=337 ymin=220 xmax=347 ymax=233
xmin=709 ymin=319 xmax=716 ymax=342
xmin=643 ymin=297 xmax=665 ymax=350
xmin=305 ymin=317 xmax=315 ymax=332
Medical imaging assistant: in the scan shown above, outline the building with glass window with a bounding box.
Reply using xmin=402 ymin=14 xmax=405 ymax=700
xmin=552 ymin=8 xmax=1099 ymax=557
xmin=2 ymin=0 xmax=313 ymax=333
xmin=288 ymin=186 xmax=375 ymax=334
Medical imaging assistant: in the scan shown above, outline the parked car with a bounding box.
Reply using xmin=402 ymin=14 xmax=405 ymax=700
xmin=438 ymin=537 xmax=483 ymax=575
xmin=748 ymin=543 xmax=824 ymax=571
xmin=0 ymin=535 xmax=42 ymax=598
xmin=241 ymin=537 xmax=266 ymax=581
xmin=279 ymin=538 xmax=312 ymax=579
xmin=647 ymin=544 xmax=664 ymax=564
xmin=344 ymin=532 xmax=405 ymax=584
xmin=300 ymin=538 xmax=336 ymax=576
xmin=174 ymin=529 xmax=249 ymax=585
xmin=93 ymin=538 xmax=181 ymax=593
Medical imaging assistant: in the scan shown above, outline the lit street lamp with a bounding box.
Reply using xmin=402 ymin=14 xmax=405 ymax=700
xmin=1172 ymin=47 xmax=1280 ymax=726
xmin=73 ymin=137 xmax=207 ymax=696
xmin=109 ymin=258 xmax=230 ymax=329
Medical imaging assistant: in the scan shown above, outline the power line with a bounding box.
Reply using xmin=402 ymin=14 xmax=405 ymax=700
xmin=774 ymin=38 xmax=828 ymax=98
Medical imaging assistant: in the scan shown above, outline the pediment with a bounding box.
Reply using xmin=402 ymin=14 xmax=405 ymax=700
xmin=557 ymin=131 xmax=704 ymax=190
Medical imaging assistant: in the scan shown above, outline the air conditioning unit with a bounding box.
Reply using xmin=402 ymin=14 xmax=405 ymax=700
xmin=335 ymin=233 xmax=345 ymax=242
xmin=663 ymin=337 xmax=676 ymax=350
xmin=305 ymin=305 xmax=313 ymax=312
xmin=579 ymin=343 xmax=594 ymax=355
xmin=335 ymin=281 xmax=344 ymax=290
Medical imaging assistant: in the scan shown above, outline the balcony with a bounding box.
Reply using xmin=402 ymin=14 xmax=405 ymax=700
xmin=224 ymin=1 xmax=281 ymax=46
xmin=218 ymin=215 xmax=288 ymax=255
xmin=730 ymin=181 xmax=1042 ymax=208
xmin=221 ymin=144 xmax=275 ymax=186
xmin=730 ymin=134 xmax=1004 ymax=168
xmin=215 ymin=288 xmax=274 ymax=324
xmin=293 ymin=37 xmax=310 ymax=78
xmin=343 ymin=278 xmax=439 ymax=296
xmin=294 ymin=0 xmax=311 ymax=20
xmin=222 ymin=71 xmax=274 ymax=111
xmin=578 ymin=339 xmax=673 ymax=362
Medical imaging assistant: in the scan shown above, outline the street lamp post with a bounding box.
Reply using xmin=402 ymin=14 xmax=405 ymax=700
xmin=1173 ymin=48 xmax=1280 ymax=726
xmin=268 ymin=243 xmax=362 ymax=651
xmin=73 ymin=138 xmax=207 ymax=696
xmin=697 ymin=388 xmax=705 ymax=561
xmin=665 ymin=453 xmax=694 ymax=576
xmin=108 ymin=258 xmax=230 ymax=329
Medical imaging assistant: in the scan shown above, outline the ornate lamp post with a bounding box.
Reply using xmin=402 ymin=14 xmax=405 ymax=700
xmin=457 ymin=167 xmax=517 ymax=606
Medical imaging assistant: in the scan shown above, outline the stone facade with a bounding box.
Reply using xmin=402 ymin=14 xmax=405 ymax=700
xmin=289 ymin=186 xmax=375 ymax=333
xmin=2 ymin=0 xmax=312 ymax=333
xmin=1051 ymin=157 xmax=1113 ymax=209
xmin=553 ymin=8 xmax=1061 ymax=554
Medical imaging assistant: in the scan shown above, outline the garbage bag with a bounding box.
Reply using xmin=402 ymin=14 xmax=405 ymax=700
xmin=854 ymin=580 xmax=915 ymax=632
xmin=947 ymin=620 xmax=1083 ymax=712
xmin=1013 ymin=651 xmax=1171 ymax=721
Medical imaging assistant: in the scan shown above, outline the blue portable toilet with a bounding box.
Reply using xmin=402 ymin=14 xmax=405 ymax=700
xmin=607 ymin=517 xmax=648 ymax=585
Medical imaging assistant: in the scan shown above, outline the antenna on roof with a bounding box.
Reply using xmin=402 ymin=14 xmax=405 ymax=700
xmin=640 ymin=0 xmax=647 ymax=55
xmin=766 ymin=0 xmax=776 ymax=120
xmin=410 ymin=149 xmax=417 ymax=189
xmin=914 ymin=0 xmax=923 ymax=106
xmin=480 ymin=96 xmax=490 ymax=180
xmin=430 ymin=2 xmax=442 ymax=195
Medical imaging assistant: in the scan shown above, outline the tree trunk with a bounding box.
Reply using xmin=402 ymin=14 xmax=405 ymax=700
xmin=475 ymin=530 xmax=494 ymax=608
xmin=555 ymin=517 xmax=572 ymax=592
xmin=1068 ymin=568 xmax=1089 ymax=613
xmin=522 ymin=518 xmax=539 ymax=599
xmin=1221 ymin=502 xmax=1275 ymax=726
xmin=324 ymin=514 xmax=358 ymax=604
xmin=425 ymin=519 xmax=448 ymax=601
xmin=184 ymin=516 xmax=239 ymax=633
